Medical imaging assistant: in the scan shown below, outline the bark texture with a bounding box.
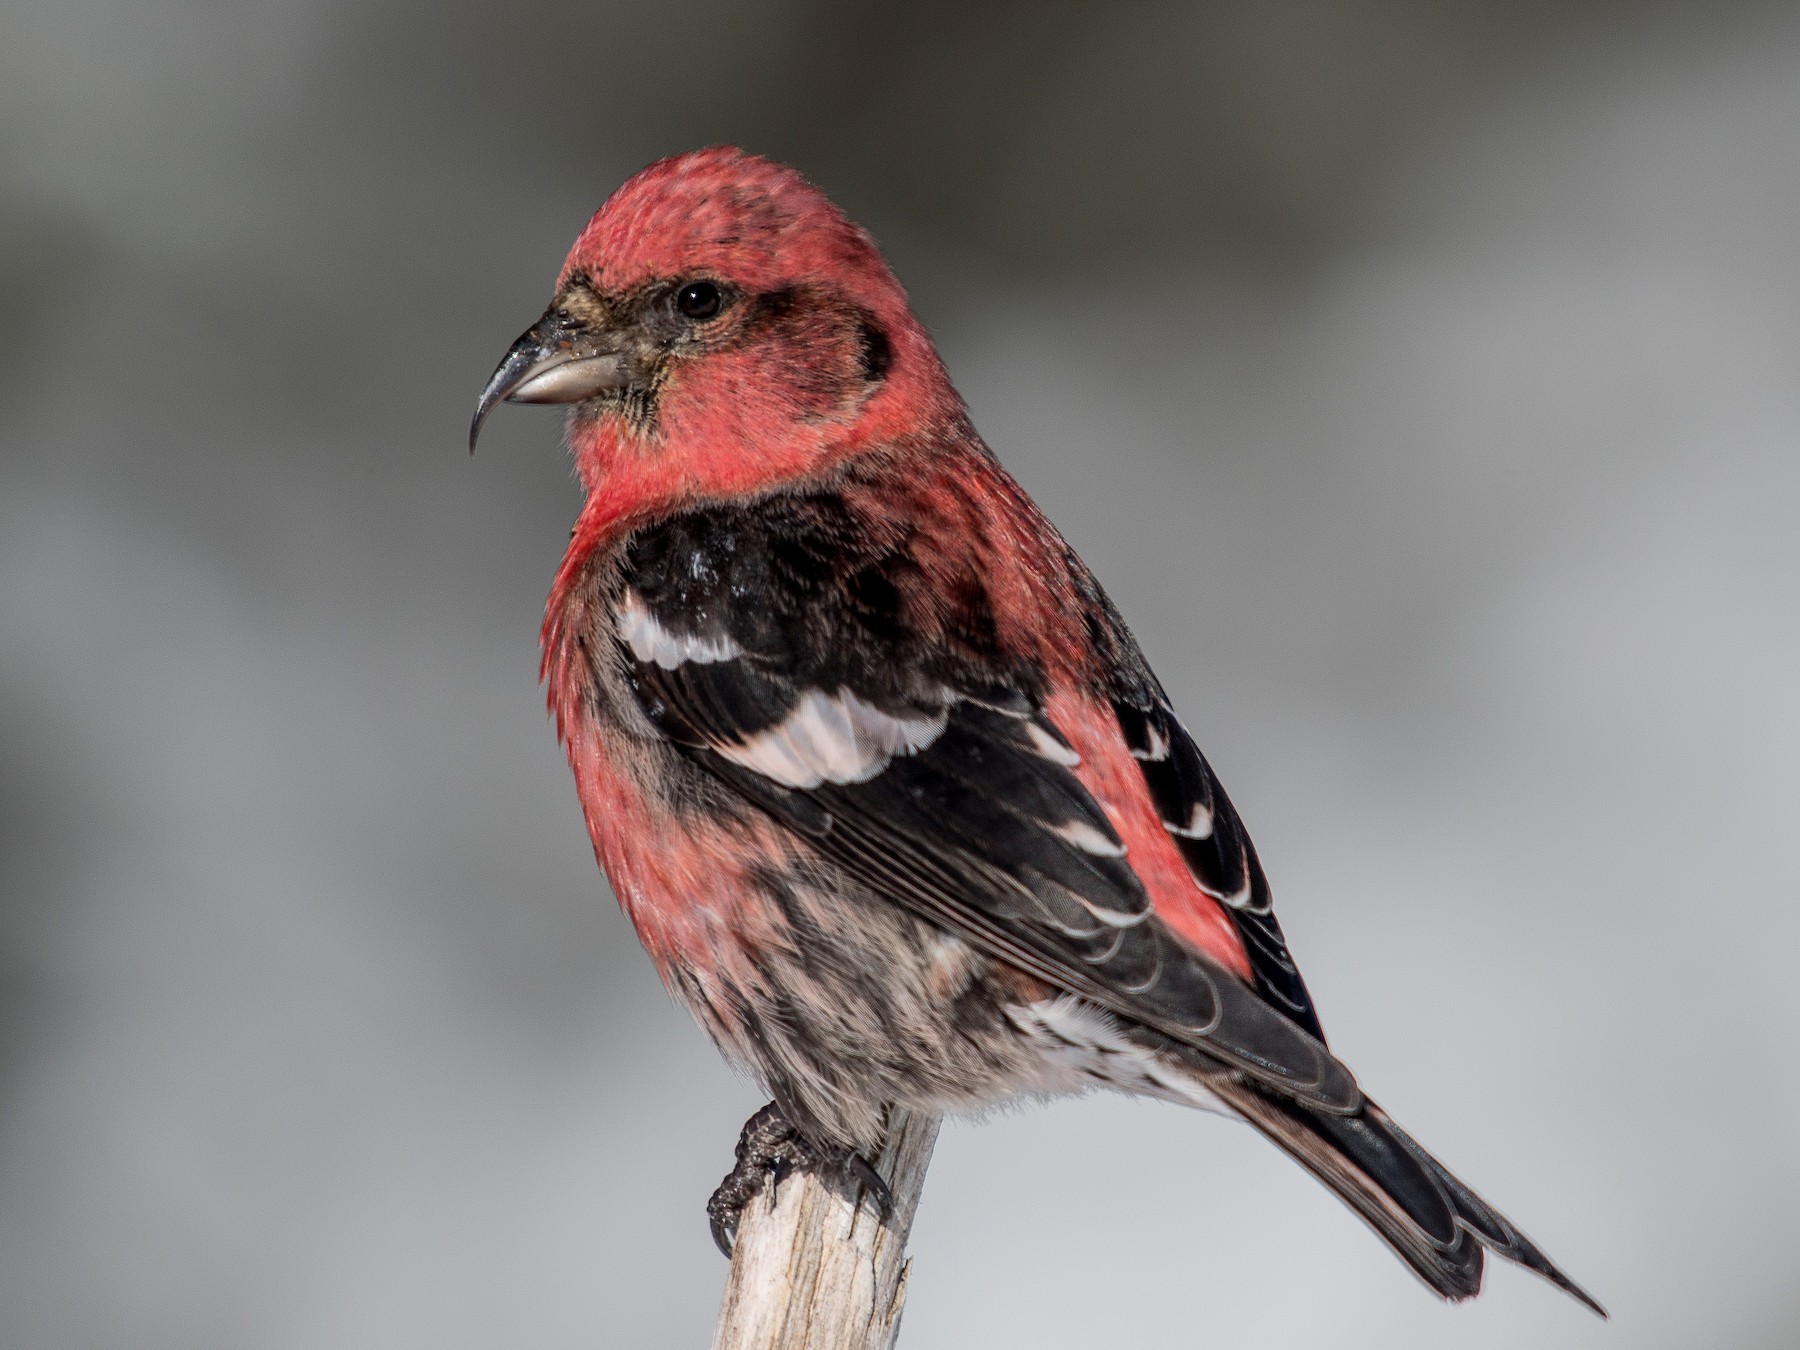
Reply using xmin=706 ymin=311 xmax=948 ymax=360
xmin=711 ymin=1109 xmax=940 ymax=1350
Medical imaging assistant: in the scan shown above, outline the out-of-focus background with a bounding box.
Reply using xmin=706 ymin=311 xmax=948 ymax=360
xmin=3 ymin=1 xmax=1796 ymax=1345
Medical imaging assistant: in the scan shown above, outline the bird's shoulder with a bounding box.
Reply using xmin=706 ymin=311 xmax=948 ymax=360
xmin=611 ymin=454 xmax=1044 ymax=698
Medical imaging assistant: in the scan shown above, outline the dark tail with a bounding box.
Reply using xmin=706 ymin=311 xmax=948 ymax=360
xmin=1214 ymin=1080 xmax=1606 ymax=1316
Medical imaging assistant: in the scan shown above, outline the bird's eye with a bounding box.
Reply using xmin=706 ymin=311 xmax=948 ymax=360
xmin=676 ymin=281 xmax=723 ymax=320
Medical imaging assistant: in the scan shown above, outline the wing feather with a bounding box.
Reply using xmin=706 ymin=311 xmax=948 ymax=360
xmin=610 ymin=498 xmax=1356 ymax=1109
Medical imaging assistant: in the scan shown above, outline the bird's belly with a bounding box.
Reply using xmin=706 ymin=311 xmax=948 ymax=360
xmin=565 ymin=721 xmax=1127 ymax=1147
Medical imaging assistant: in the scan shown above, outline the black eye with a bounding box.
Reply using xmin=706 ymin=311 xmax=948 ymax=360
xmin=676 ymin=281 xmax=723 ymax=320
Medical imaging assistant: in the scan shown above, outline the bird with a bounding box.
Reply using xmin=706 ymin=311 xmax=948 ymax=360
xmin=470 ymin=145 xmax=1602 ymax=1315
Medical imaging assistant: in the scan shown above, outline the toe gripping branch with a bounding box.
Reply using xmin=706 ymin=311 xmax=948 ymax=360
xmin=707 ymin=1101 xmax=894 ymax=1257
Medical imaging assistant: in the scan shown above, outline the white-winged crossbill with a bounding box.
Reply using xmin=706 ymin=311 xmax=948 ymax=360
xmin=472 ymin=146 xmax=1601 ymax=1315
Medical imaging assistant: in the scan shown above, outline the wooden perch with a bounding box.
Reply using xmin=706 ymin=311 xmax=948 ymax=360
xmin=711 ymin=1109 xmax=941 ymax=1350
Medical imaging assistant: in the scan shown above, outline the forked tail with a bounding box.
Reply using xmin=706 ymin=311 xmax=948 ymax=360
xmin=1213 ymin=1080 xmax=1606 ymax=1316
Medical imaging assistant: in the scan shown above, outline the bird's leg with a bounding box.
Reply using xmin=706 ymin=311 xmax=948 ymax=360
xmin=706 ymin=1100 xmax=893 ymax=1257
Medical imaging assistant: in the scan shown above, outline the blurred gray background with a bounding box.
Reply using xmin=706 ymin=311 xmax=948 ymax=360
xmin=3 ymin=1 xmax=1796 ymax=1346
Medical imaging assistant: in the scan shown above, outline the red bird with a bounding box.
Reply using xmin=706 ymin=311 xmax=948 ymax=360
xmin=472 ymin=146 xmax=1601 ymax=1314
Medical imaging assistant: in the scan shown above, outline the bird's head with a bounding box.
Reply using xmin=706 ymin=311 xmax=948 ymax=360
xmin=472 ymin=147 xmax=958 ymax=503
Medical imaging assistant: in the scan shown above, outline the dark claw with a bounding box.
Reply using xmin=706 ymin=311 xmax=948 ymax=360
xmin=708 ymin=1102 xmax=801 ymax=1256
xmin=706 ymin=1101 xmax=892 ymax=1257
xmin=841 ymin=1150 xmax=894 ymax=1223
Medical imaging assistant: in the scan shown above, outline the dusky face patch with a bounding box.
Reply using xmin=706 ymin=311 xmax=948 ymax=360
xmin=857 ymin=316 xmax=893 ymax=383
xmin=562 ymin=272 xmax=895 ymax=439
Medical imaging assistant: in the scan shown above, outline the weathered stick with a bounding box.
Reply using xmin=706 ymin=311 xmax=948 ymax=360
xmin=711 ymin=1109 xmax=941 ymax=1350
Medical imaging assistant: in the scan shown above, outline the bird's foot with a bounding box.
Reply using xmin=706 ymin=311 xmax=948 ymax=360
xmin=706 ymin=1101 xmax=893 ymax=1257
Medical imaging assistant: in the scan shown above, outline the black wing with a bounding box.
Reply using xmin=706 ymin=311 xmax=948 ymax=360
xmin=611 ymin=498 xmax=1357 ymax=1111
xmin=1112 ymin=692 xmax=1325 ymax=1042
